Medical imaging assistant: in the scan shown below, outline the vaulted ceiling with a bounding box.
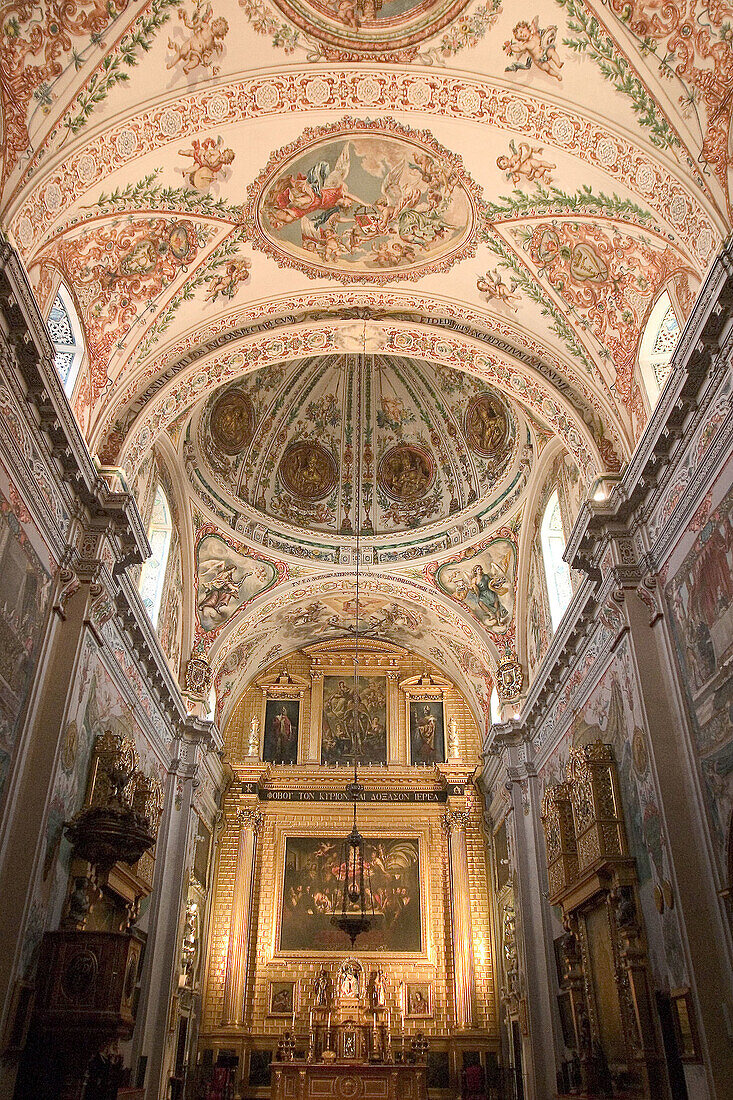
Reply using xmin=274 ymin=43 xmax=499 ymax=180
xmin=3 ymin=0 xmax=730 ymax=730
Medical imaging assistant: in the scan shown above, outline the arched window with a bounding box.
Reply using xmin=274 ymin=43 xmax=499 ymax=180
xmin=47 ymin=284 xmax=84 ymax=397
xmin=490 ymin=686 xmax=502 ymax=725
xmin=541 ymin=490 xmax=572 ymax=632
xmin=638 ymin=291 xmax=681 ymax=408
xmin=138 ymin=486 xmax=172 ymax=629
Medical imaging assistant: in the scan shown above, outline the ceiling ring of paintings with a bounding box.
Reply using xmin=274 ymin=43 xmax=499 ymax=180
xmin=245 ymin=118 xmax=481 ymax=284
xmin=188 ymin=355 xmax=529 ymax=560
xmin=267 ymin=0 xmax=473 ymax=60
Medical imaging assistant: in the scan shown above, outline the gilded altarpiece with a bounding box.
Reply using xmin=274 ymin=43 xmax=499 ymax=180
xmin=201 ymin=641 xmax=498 ymax=1097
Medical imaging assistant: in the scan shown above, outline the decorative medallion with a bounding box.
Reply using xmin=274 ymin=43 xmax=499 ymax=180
xmin=209 ymin=388 xmax=255 ymax=454
xmin=61 ymin=950 xmax=98 ymax=1004
xmin=268 ymin=0 xmax=472 ymax=61
xmin=279 ymin=441 xmax=338 ymax=501
xmin=495 ymin=655 xmax=524 ymax=702
xmin=246 ymin=119 xmax=481 ymax=283
xmin=378 ymin=444 xmax=435 ymax=502
xmin=464 ymin=392 xmax=511 ymax=461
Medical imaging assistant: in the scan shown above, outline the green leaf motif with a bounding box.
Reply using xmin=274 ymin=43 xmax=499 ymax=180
xmin=556 ymin=0 xmax=680 ymax=151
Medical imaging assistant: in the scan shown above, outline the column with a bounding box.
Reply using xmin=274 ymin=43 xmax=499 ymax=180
xmin=386 ymin=671 xmax=401 ymax=764
xmin=444 ymin=810 xmax=476 ymax=1029
xmin=308 ymin=671 xmax=323 ymax=764
xmin=221 ymin=806 xmax=263 ymax=1026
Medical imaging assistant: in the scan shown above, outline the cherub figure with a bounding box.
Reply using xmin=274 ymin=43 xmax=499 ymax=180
xmin=206 ymin=258 xmax=251 ymax=301
xmin=477 ymin=269 xmax=521 ymax=311
xmin=179 ymin=137 xmax=234 ymax=190
xmin=504 ymin=18 xmax=564 ymax=81
xmin=497 ymin=141 xmax=556 ymax=185
xmin=167 ymin=2 xmax=229 ymax=75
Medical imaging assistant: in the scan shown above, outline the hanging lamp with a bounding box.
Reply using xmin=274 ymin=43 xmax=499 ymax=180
xmin=331 ymin=346 xmax=375 ymax=947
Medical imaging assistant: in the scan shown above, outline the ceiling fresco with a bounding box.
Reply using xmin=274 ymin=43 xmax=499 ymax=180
xmin=2 ymin=0 xmax=731 ymax=727
xmin=246 ymin=119 xmax=481 ymax=281
xmin=187 ymin=354 xmax=524 ymax=555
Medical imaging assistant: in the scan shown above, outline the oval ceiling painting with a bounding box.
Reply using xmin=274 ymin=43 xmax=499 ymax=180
xmin=247 ymin=119 xmax=480 ymax=283
xmin=268 ymin=0 xmax=472 ymax=60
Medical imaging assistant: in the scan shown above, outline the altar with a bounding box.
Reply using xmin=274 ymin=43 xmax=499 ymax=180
xmin=270 ymin=1061 xmax=427 ymax=1099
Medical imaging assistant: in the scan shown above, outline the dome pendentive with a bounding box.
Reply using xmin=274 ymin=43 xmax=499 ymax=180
xmin=184 ymin=354 xmax=531 ymax=561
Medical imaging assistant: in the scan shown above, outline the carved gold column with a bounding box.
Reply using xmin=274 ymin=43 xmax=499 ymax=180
xmin=444 ymin=810 xmax=476 ymax=1029
xmin=386 ymin=670 xmax=400 ymax=764
xmin=221 ymin=807 xmax=262 ymax=1026
xmin=308 ymin=669 xmax=323 ymax=764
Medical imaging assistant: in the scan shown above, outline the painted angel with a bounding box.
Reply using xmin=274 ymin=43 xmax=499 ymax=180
xmin=504 ymin=18 xmax=564 ymax=81
xmin=267 ymin=143 xmax=363 ymax=231
xmin=477 ymin=269 xmax=521 ymax=311
xmin=497 ymin=141 xmax=555 ymax=185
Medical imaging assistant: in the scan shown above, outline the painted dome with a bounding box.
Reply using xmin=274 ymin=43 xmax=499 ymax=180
xmin=186 ymin=355 xmax=532 ymax=562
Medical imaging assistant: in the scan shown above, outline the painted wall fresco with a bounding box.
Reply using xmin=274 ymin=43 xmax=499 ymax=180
xmin=538 ymin=642 xmax=687 ymax=989
xmin=247 ymin=119 xmax=481 ymax=283
xmin=193 ymin=358 xmax=521 ymax=539
xmin=195 ymin=528 xmax=278 ymax=632
xmin=664 ymin=479 xmax=733 ymax=874
xmin=0 ymin=473 xmax=53 ymax=817
xmin=321 ymin=674 xmax=387 ymax=764
xmin=279 ymin=836 xmax=421 ymax=952
xmin=434 ymin=537 xmax=516 ymax=632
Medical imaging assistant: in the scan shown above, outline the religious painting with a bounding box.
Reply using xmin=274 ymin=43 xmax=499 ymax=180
xmin=409 ymin=699 xmax=445 ymax=765
xmin=378 ymin=445 xmax=435 ymax=503
xmin=321 ymin=675 xmax=387 ymax=765
xmin=405 ymin=982 xmax=431 ymax=1017
xmin=279 ymin=836 xmax=422 ymax=952
xmin=279 ymin=441 xmax=338 ymax=502
xmin=268 ymin=0 xmax=473 ymax=59
xmin=250 ymin=120 xmax=478 ymax=283
xmin=195 ymin=533 xmax=277 ymax=632
xmin=248 ymin=1051 xmax=272 ymax=1087
xmin=435 ymin=539 xmax=516 ymax=632
xmin=269 ymin=980 xmax=296 ymax=1016
xmin=263 ymin=698 xmax=300 ymax=765
xmin=208 ymin=387 xmax=254 ymax=455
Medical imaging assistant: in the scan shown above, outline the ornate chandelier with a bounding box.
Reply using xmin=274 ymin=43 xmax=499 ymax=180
xmin=331 ymin=347 xmax=375 ymax=947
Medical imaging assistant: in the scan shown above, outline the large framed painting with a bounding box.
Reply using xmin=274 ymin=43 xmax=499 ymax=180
xmin=263 ymin=697 xmax=300 ymax=764
xmin=279 ymin=836 xmax=421 ymax=952
xmin=321 ymin=675 xmax=387 ymax=765
xmin=409 ymin=699 xmax=445 ymax=764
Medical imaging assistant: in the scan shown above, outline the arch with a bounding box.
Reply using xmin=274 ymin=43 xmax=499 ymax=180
xmin=541 ymin=489 xmax=572 ymax=633
xmin=638 ymin=291 xmax=681 ymax=411
xmin=47 ymin=283 xmax=85 ymax=397
xmin=138 ymin=484 xmax=173 ymax=629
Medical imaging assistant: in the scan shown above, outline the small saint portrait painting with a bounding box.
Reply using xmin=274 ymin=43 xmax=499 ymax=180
xmin=321 ymin=675 xmax=387 ymax=765
xmin=406 ymin=982 xmax=431 ymax=1018
xmin=269 ymin=981 xmax=296 ymax=1016
xmin=409 ymin=700 xmax=445 ymax=765
xmin=263 ymin=698 xmax=300 ymax=765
